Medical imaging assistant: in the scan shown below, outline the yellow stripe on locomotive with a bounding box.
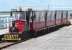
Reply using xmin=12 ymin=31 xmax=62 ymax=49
xmin=2 ymin=34 xmax=21 ymax=41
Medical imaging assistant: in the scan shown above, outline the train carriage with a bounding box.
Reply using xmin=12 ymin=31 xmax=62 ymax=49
xmin=62 ymin=11 xmax=68 ymax=24
xmin=49 ymin=10 xmax=56 ymax=26
xmin=32 ymin=11 xmax=46 ymax=32
xmin=55 ymin=10 xmax=62 ymax=25
xmin=10 ymin=9 xmax=70 ymax=33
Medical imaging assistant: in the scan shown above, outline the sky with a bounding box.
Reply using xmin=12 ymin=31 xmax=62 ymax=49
xmin=0 ymin=0 xmax=72 ymax=11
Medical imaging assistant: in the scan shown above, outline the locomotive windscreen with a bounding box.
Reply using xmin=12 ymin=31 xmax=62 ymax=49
xmin=11 ymin=11 xmax=26 ymax=21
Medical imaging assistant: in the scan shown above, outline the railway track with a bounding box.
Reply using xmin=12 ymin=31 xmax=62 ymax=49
xmin=0 ymin=42 xmax=15 ymax=49
xmin=0 ymin=34 xmax=24 ymax=50
xmin=0 ymin=32 xmax=33 ymax=50
xmin=0 ymin=41 xmax=24 ymax=50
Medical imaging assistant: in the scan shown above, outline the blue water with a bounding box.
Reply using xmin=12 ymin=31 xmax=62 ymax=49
xmin=0 ymin=16 xmax=12 ymax=29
